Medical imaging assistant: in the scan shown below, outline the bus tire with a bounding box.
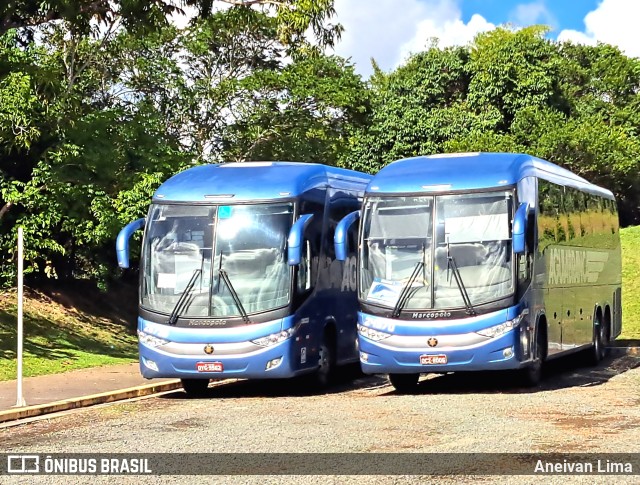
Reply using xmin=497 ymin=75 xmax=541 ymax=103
xmin=520 ymin=325 xmax=545 ymax=387
xmin=388 ymin=373 xmax=419 ymax=393
xmin=181 ymin=378 xmax=210 ymax=397
xmin=521 ymin=339 xmax=543 ymax=387
xmin=315 ymin=334 xmax=336 ymax=388
xmin=589 ymin=318 xmax=608 ymax=366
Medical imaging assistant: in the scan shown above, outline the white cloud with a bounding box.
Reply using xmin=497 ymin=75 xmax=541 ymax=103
xmin=332 ymin=0 xmax=431 ymax=77
xmin=556 ymin=29 xmax=596 ymax=47
xmin=557 ymin=0 xmax=640 ymax=57
xmin=332 ymin=0 xmax=495 ymax=78
xmin=398 ymin=13 xmax=494 ymax=65
xmin=509 ymin=1 xmax=557 ymax=29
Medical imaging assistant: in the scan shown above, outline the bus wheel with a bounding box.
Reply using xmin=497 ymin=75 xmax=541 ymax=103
xmin=181 ymin=378 xmax=210 ymax=397
xmin=316 ymin=336 xmax=336 ymax=388
xmin=589 ymin=319 xmax=607 ymax=366
xmin=520 ymin=336 xmax=544 ymax=387
xmin=388 ymin=373 xmax=419 ymax=393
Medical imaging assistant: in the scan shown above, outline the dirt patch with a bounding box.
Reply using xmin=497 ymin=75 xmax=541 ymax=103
xmin=167 ymin=417 xmax=205 ymax=429
xmin=546 ymin=413 xmax=640 ymax=433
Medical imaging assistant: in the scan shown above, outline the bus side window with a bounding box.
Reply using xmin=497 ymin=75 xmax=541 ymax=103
xmin=576 ymin=189 xmax=588 ymax=241
xmin=327 ymin=193 xmax=360 ymax=260
xmin=537 ymin=179 xmax=558 ymax=253
xmin=586 ymin=193 xmax=601 ymax=237
xmin=297 ymin=240 xmax=312 ymax=292
xmin=611 ymin=198 xmax=620 ymax=235
xmin=602 ymin=198 xmax=612 ymax=236
xmin=517 ymin=177 xmax=536 ymax=292
xmin=555 ymin=185 xmax=568 ymax=243
xmin=517 ymin=207 xmax=536 ymax=293
xmin=297 ymin=198 xmax=324 ymax=294
xmin=565 ymin=187 xmax=576 ymax=241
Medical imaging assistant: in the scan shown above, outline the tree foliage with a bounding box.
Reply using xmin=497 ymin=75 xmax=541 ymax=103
xmin=347 ymin=27 xmax=640 ymax=226
xmin=2 ymin=14 xmax=640 ymax=289
xmin=0 ymin=0 xmax=359 ymax=288
xmin=0 ymin=0 xmax=341 ymax=49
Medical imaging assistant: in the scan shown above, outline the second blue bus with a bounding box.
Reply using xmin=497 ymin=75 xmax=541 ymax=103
xmin=334 ymin=152 xmax=622 ymax=391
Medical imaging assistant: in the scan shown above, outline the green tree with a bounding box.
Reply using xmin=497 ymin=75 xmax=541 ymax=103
xmin=1 ymin=0 xmax=341 ymax=49
xmin=0 ymin=0 xmax=352 ymax=287
xmin=345 ymin=44 xmax=471 ymax=173
xmin=0 ymin=26 xmax=190 ymax=285
xmin=346 ymin=27 xmax=640 ymax=225
xmin=466 ymin=26 xmax=566 ymax=130
xmin=221 ymin=54 xmax=368 ymax=165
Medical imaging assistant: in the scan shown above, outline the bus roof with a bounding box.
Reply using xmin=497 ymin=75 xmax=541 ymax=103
xmin=153 ymin=162 xmax=372 ymax=203
xmin=367 ymin=152 xmax=614 ymax=199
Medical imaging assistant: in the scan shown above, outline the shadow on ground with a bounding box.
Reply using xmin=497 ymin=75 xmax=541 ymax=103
xmin=389 ymin=349 xmax=640 ymax=396
xmin=162 ymin=363 xmax=388 ymax=400
xmin=161 ymin=349 xmax=640 ymax=400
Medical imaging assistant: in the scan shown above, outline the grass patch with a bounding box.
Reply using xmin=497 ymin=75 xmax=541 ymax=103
xmin=0 ymin=286 xmax=137 ymax=381
xmin=621 ymin=226 xmax=640 ymax=339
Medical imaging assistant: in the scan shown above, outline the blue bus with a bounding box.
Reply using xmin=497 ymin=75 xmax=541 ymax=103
xmin=334 ymin=152 xmax=622 ymax=391
xmin=117 ymin=162 xmax=371 ymax=396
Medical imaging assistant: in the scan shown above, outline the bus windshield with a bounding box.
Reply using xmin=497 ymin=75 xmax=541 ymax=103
xmin=141 ymin=203 xmax=294 ymax=319
xmin=360 ymin=191 xmax=514 ymax=311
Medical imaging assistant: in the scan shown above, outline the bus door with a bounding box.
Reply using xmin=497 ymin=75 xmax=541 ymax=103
xmin=328 ymin=191 xmax=360 ymax=363
xmin=290 ymin=193 xmax=325 ymax=371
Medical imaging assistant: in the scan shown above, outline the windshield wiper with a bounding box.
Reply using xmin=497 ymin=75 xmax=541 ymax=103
xmin=167 ymin=269 xmax=202 ymax=325
xmin=218 ymin=269 xmax=251 ymax=324
xmin=391 ymin=262 xmax=425 ymax=318
xmin=446 ymin=249 xmax=476 ymax=316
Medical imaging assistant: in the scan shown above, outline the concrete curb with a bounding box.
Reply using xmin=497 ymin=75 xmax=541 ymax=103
xmin=0 ymin=380 xmax=182 ymax=424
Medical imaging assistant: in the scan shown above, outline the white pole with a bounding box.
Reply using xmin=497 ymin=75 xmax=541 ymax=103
xmin=15 ymin=227 xmax=26 ymax=407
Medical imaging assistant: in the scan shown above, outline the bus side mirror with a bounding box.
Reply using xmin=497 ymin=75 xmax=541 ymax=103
xmin=288 ymin=214 xmax=314 ymax=265
xmin=116 ymin=218 xmax=145 ymax=268
xmin=513 ymin=203 xmax=529 ymax=255
xmin=334 ymin=210 xmax=360 ymax=261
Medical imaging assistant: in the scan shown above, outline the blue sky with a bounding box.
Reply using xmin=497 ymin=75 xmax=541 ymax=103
xmin=331 ymin=0 xmax=639 ymax=77
xmin=458 ymin=0 xmax=601 ymax=32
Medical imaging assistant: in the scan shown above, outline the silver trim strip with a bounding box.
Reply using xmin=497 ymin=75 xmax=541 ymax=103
xmin=159 ymin=341 xmax=262 ymax=356
xmin=382 ymin=332 xmax=491 ymax=349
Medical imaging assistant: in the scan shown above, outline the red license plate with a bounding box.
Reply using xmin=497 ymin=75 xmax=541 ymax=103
xmin=196 ymin=361 xmax=223 ymax=372
xmin=420 ymin=354 xmax=447 ymax=365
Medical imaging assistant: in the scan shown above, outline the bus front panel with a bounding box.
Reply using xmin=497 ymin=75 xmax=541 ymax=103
xmin=137 ymin=315 xmax=307 ymax=379
xmin=356 ymin=306 xmax=532 ymax=374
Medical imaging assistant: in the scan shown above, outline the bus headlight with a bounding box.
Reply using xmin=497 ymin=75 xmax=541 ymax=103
xmin=138 ymin=330 xmax=170 ymax=348
xmin=252 ymin=328 xmax=295 ymax=347
xmin=476 ymin=314 xmax=525 ymax=339
xmin=357 ymin=324 xmax=391 ymax=341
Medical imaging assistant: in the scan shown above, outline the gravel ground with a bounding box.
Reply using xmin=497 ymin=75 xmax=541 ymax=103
xmin=2 ymin=352 xmax=640 ymax=484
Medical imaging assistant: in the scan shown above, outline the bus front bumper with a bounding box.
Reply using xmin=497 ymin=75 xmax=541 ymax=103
xmin=358 ymin=329 xmax=524 ymax=374
xmin=138 ymin=338 xmax=300 ymax=380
